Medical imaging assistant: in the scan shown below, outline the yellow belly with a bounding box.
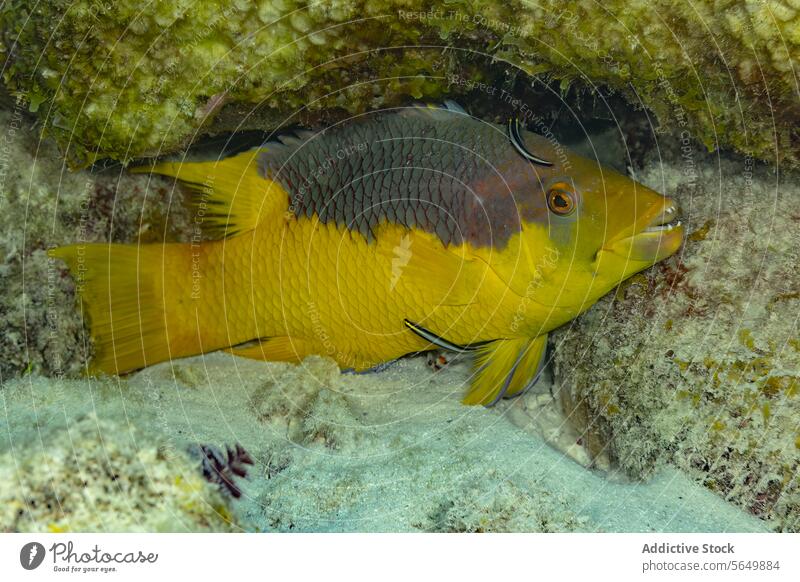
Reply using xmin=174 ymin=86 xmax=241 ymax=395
xmin=193 ymin=214 xmax=523 ymax=370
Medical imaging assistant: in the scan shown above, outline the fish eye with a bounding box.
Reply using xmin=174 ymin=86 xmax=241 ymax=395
xmin=546 ymin=183 xmax=576 ymax=216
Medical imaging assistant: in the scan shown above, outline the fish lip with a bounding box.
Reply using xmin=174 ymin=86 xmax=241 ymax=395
xmin=641 ymin=219 xmax=683 ymax=234
xmin=596 ymin=198 xmax=684 ymax=263
xmin=642 ymin=202 xmax=680 ymax=231
xmin=602 ymin=199 xmax=681 ymax=249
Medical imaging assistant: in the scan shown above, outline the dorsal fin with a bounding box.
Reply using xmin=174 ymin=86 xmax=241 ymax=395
xmin=131 ymin=148 xmax=286 ymax=238
xmin=396 ymin=100 xmax=469 ymax=121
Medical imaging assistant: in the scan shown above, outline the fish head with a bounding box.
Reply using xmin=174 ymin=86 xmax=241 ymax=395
xmin=504 ymin=132 xmax=683 ymax=323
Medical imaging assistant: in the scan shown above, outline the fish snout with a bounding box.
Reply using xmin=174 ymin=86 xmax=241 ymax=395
xmin=602 ymin=196 xmax=684 ymax=264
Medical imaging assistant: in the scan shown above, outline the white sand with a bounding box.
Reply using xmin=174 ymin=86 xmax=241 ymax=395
xmin=1 ymin=352 xmax=767 ymax=532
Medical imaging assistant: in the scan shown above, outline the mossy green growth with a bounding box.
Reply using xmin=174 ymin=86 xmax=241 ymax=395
xmin=1 ymin=1 xmax=798 ymax=165
xmin=0 ymin=0 xmax=459 ymax=164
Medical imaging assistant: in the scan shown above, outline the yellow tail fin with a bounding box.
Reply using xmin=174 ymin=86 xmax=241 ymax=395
xmin=48 ymin=242 xmax=198 ymax=375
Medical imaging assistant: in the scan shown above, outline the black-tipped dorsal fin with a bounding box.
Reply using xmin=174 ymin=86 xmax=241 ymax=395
xmin=131 ymin=148 xmax=286 ymax=239
xmin=396 ymin=100 xmax=469 ymax=121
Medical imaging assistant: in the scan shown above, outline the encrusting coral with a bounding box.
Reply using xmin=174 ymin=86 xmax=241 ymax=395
xmin=1 ymin=1 xmax=798 ymax=165
xmin=0 ymin=403 xmax=238 ymax=532
xmin=0 ymin=107 xmax=191 ymax=380
xmin=554 ymin=150 xmax=800 ymax=532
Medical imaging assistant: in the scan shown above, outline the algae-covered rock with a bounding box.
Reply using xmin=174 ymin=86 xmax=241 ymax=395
xmin=1 ymin=1 xmax=798 ymax=165
xmin=0 ymin=107 xmax=192 ymax=380
xmin=554 ymin=152 xmax=800 ymax=531
xmin=0 ymin=378 xmax=237 ymax=532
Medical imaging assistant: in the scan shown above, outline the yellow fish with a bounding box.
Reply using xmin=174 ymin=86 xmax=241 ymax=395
xmin=50 ymin=102 xmax=683 ymax=405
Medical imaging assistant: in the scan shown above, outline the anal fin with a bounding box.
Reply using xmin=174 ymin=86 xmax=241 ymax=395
xmin=226 ymin=336 xmax=314 ymax=363
xmin=463 ymin=334 xmax=548 ymax=406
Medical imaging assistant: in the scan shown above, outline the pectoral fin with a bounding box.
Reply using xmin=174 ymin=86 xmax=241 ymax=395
xmin=403 ymin=319 xmax=489 ymax=353
xmin=463 ymin=334 xmax=548 ymax=406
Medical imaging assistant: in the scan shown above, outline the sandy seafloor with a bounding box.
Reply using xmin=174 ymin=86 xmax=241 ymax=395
xmin=1 ymin=351 xmax=766 ymax=532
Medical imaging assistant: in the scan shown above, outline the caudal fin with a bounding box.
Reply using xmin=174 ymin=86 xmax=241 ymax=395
xmin=49 ymin=242 xmax=196 ymax=375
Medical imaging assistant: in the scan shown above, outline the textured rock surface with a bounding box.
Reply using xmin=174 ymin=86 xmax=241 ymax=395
xmin=0 ymin=380 xmax=237 ymax=532
xmin=0 ymin=354 xmax=768 ymax=532
xmin=554 ymin=151 xmax=800 ymax=531
xmin=0 ymin=108 xmax=191 ymax=381
xmin=1 ymin=1 xmax=797 ymax=165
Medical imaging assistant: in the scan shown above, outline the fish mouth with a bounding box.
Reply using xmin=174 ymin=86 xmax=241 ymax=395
xmin=642 ymin=202 xmax=681 ymax=233
xmin=603 ymin=199 xmax=684 ymax=263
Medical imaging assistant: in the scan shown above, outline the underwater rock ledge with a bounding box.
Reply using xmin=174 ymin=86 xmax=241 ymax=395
xmin=1 ymin=0 xmax=798 ymax=165
xmin=554 ymin=152 xmax=800 ymax=532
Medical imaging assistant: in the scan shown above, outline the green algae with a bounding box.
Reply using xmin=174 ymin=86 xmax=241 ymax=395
xmin=688 ymin=219 xmax=715 ymax=242
xmin=1 ymin=1 xmax=798 ymax=165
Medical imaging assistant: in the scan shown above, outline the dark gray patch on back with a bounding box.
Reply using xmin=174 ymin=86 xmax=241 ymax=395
xmin=258 ymin=107 xmax=543 ymax=248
